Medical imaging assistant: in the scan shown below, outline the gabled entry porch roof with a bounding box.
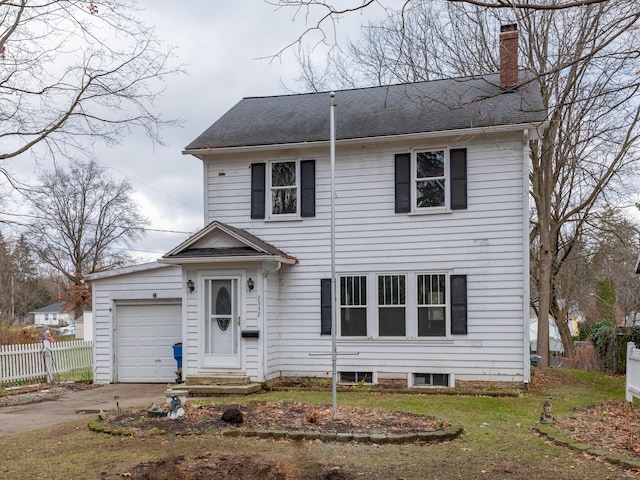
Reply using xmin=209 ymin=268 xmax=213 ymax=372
xmin=159 ymin=220 xmax=298 ymax=265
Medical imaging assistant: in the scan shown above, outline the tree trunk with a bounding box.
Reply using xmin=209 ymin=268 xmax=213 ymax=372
xmin=550 ymin=301 xmax=576 ymax=358
xmin=532 ymin=124 xmax=557 ymax=369
xmin=537 ymin=232 xmax=552 ymax=368
xmin=556 ymin=319 xmax=575 ymax=357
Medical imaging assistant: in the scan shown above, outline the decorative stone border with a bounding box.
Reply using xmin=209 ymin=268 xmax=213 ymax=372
xmin=535 ymin=424 xmax=640 ymax=470
xmin=88 ymin=416 xmax=463 ymax=444
xmin=222 ymin=425 xmax=463 ymax=444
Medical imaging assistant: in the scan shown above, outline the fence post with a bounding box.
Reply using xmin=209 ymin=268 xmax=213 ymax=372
xmin=627 ymin=342 xmax=639 ymax=403
xmin=43 ymin=340 xmax=54 ymax=383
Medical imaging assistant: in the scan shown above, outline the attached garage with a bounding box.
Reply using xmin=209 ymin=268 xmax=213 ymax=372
xmin=115 ymin=301 xmax=182 ymax=382
xmin=85 ymin=263 xmax=184 ymax=385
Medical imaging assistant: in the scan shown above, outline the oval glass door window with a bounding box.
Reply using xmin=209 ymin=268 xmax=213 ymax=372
xmin=216 ymin=287 xmax=231 ymax=331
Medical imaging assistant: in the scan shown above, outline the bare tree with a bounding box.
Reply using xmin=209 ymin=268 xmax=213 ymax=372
xmin=25 ymin=160 xmax=147 ymax=319
xmin=0 ymin=1 xmax=179 ymax=169
xmin=288 ymin=0 xmax=640 ymax=366
xmin=269 ymin=0 xmax=617 ymax=59
xmin=524 ymin=2 xmax=640 ymax=364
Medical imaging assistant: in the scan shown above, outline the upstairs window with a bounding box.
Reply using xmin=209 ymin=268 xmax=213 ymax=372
xmin=395 ymin=148 xmax=466 ymax=213
xmin=251 ymin=160 xmax=315 ymax=219
xmin=416 ymin=151 xmax=445 ymax=208
xmin=271 ymin=161 xmax=297 ymax=215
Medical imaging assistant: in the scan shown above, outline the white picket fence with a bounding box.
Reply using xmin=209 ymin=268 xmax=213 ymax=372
xmin=0 ymin=340 xmax=93 ymax=385
xmin=626 ymin=342 xmax=640 ymax=403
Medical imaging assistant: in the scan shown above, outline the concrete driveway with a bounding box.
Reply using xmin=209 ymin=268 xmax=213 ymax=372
xmin=0 ymin=384 xmax=169 ymax=436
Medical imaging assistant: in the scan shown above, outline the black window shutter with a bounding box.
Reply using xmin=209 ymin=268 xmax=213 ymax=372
xmin=450 ymin=148 xmax=467 ymax=210
xmin=320 ymin=278 xmax=332 ymax=335
xmin=395 ymin=153 xmax=411 ymax=213
xmin=250 ymin=163 xmax=266 ymax=219
xmin=450 ymin=275 xmax=467 ymax=335
xmin=300 ymin=160 xmax=316 ymax=217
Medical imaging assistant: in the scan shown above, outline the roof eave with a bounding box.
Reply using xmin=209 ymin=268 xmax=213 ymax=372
xmin=182 ymin=121 xmax=548 ymax=157
xmin=83 ymin=262 xmax=171 ymax=281
xmin=163 ymin=221 xmax=281 ymax=259
xmin=159 ymin=255 xmax=298 ymax=265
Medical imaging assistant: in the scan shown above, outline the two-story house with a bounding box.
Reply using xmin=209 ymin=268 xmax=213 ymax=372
xmin=87 ymin=25 xmax=546 ymax=388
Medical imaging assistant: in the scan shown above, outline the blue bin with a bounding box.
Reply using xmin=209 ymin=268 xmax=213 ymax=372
xmin=172 ymin=343 xmax=183 ymax=370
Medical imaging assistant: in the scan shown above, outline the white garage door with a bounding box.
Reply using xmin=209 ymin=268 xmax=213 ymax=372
xmin=116 ymin=303 xmax=181 ymax=382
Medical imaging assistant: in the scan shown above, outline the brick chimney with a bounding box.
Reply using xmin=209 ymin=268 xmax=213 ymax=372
xmin=500 ymin=24 xmax=519 ymax=88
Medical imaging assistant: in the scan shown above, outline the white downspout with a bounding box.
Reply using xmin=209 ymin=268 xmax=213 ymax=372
xmin=261 ymin=262 xmax=282 ymax=382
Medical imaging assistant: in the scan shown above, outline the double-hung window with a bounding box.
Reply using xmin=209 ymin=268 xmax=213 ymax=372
xmin=322 ymin=273 xmax=466 ymax=337
xmin=415 ymin=151 xmax=446 ymax=208
xmin=378 ymin=274 xmax=406 ymax=336
xmin=270 ymin=161 xmax=297 ymax=215
xmin=340 ymin=275 xmax=367 ymax=336
xmin=417 ymin=274 xmax=447 ymax=336
xmin=251 ymin=160 xmax=316 ymax=219
xmin=395 ymin=148 xmax=467 ymax=213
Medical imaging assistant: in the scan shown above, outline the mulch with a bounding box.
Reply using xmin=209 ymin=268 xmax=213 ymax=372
xmin=101 ymin=401 xmax=443 ymax=436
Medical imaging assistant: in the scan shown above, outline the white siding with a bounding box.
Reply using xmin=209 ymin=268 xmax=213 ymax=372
xmin=201 ymin=131 xmax=530 ymax=384
xmin=264 ymin=268 xmax=282 ymax=379
xmin=90 ymin=264 xmax=183 ymax=384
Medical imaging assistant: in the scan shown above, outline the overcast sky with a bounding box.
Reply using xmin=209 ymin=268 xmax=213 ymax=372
xmin=6 ymin=1 xmax=389 ymax=263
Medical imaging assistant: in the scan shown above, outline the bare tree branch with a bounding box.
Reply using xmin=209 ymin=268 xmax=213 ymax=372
xmin=0 ymin=1 xmax=182 ymax=166
xmin=448 ymin=0 xmax=609 ymax=9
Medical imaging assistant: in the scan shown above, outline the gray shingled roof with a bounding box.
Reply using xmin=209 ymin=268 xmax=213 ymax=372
xmin=166 ymin=247 xmax=270 ymax=259
xmin=30 ymin=302 xmax=67 ymax=314
xmin=162 ymin=221 xmax=296 ymax=263
xmin=184 ymin=72 xmax=546 ymax=151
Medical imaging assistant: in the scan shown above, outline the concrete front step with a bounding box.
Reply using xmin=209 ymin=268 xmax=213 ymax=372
xmin=185 ymin=374 xmax=251 ymax=386
xmin=184 ymin=383 xmax=262 ymax=396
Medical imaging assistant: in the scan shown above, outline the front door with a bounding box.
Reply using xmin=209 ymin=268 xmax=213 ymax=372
xmin=203 ymin=277 xmax=240 ymax=368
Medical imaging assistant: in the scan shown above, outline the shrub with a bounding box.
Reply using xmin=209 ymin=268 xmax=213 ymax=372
xmin=587 ymin=321 xmax=640 ymax=373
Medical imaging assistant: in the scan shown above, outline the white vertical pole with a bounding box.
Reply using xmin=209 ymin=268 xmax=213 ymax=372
xmin=330 ymin=91 xmax=337 ymax=419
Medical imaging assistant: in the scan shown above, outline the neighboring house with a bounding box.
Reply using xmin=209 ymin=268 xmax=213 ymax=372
xmin=529 ymin=309 xmax=564 ymax=354
xmin=87 ymin=25 xmax=547 ymax=386
xmin=529 ymin=301 xmax=583 ymax=351
xmin=30 ymin=302 xmax=73 ymax=327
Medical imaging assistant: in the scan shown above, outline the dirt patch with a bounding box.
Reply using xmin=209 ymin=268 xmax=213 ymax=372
xmin=102 ymin=454 xmax=356 ymax=480
xmin=98 ymin=401 xmax=444 ymax=436
xmin=556 ymin=400 xmax=640 ymax=458
xmin=96 ymin=402 xmax=444 ymax=480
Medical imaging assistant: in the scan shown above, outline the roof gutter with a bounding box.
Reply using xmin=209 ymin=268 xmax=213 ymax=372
xmin=182 ymin=121 xmax=548 ymax=157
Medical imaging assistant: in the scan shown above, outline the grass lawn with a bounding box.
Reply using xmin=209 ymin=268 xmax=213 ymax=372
xmin=0 ymin=369 xmax=637 ymax=479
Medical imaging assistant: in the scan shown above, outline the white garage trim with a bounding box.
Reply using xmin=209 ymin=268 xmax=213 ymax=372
xmin=114 ymin=300 xmax=182 ymax=383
